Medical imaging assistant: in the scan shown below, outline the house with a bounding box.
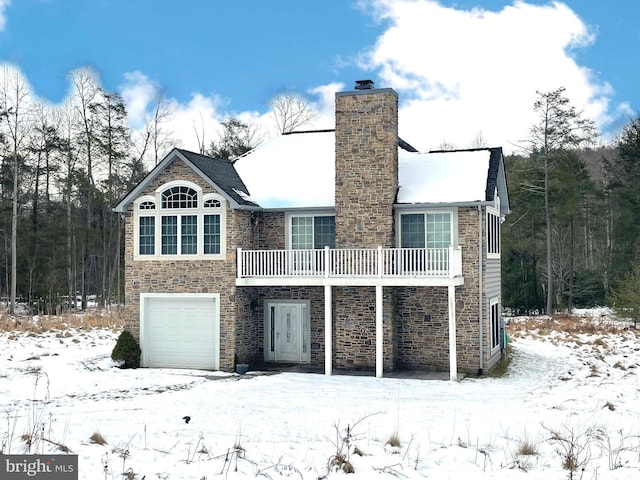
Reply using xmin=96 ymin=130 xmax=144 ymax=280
xmin=114 ymin=80 xmax=510 ymax=380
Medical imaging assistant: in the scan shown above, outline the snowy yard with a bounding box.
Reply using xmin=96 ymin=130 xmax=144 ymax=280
xmin=1 ymin=310 xmax=640 ymax=479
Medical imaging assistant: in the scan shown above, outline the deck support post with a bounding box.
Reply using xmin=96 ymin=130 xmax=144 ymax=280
xmin=376 ymin=285 xmax=383 ymax=378
xmin=448 ymin=284 xmax=458 ymax=381
xmin=325 ymin=285 xmax=332 ymax=376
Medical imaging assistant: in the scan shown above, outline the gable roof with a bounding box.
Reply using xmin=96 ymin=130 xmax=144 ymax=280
xmin=399 ymin=147 xmax=510 ymax=215
xmin=113 ymin=148 xmax=258 ymax=212
xmin=234 ymin=131 xmax=509 ymax=214
xmin=114 ymin=136 xmax=510 ymax=216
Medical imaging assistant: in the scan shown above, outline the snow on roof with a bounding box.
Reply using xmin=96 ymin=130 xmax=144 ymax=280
xmin=234 ymin=131 xmax=336 ymax=208
xmin=234 ymin=131 xmax=491 ymax=208
xmin=398 ymin=149 xmax=491 ymax=204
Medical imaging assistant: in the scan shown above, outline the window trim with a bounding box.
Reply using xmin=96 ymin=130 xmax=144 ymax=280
xmin=395 ymin=208 xmax=457 ymax=249
xmin=489 ymin=297 xmax=501 ymax=353
xmin=133 ymin=182 xmax=226 ymax=260
xmin=487 ymin=206 xmax=501 ymax=259
xmin=285 ymin=212 xmax=335 ymax=250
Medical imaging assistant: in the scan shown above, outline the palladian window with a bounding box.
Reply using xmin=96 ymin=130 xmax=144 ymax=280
xmin=134 ymin=182 xmax=225 ymax=260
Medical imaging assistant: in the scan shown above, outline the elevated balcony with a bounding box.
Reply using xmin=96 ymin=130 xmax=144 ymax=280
xmin=236 ymin=246 xmax=464 ymax=287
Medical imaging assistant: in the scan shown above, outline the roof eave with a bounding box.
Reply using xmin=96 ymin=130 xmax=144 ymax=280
xmin=113 ymin=147 xmax=182 ymax=213
xmin=394 ymin=200 xmax=494 ymax=209
xmin=112 ymin=148 xmax=254 ymax=212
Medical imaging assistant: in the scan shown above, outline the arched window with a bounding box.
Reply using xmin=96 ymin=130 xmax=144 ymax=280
xmin=204 ymin=198 xmax=221 ymax=208
xmin=161 ymin=186 xmax=198 ymax=209
xmin=202 ymin=194 xmax=224 ymax=255
xmin=134 ymin=184 xmax=225 ymax=259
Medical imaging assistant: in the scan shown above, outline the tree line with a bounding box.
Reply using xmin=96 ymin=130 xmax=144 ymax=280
xmin=1 ymin=64 xmax=639 ymax=317
xmin=503 ymin=88 xmax=640 ymax=316
xmin=0 ymin=65 xmax=315 ymax=314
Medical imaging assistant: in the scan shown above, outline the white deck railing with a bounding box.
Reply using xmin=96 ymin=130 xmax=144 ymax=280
xmin=237 ymin=246 xmax=462 ymax=279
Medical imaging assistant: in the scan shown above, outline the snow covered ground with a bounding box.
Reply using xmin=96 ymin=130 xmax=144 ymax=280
xmin=1 ymin=310 xmax=640 ymax=479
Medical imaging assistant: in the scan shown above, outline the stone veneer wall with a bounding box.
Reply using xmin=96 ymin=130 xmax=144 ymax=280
xmin=233 ymin=211 xmax=286 ymax=366
xmin=395 ymin=287 xmax=450 ymax=371
xmin=333 ymin=87 xmax=399 ymax=371
xmin=256 ymin=212 xmax=285 ymax=249
xmin=123 ymin=158 xmax=249 ymax=371
xmin=333 ymin=287 xmax=396 ymax=371
xmin=394 ymin=207 xmax=483 ymax=374
xmin=455 ymin=206 xmax=482 ymax=373
xmin=233 ymin=209 xmax=261 ymax=366
xmin=245 ymin=286 xmax=326 ymax=366
xmin=237 ymin=283 xmax=397 ymax=371
xmin=334 ymin=88 xmax=398 ymax=249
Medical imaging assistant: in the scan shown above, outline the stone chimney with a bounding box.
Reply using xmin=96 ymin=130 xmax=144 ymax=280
xmin=334 ymin=80 xmax=399 ymax=248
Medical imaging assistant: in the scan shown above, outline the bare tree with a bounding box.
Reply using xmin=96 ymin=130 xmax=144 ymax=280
xmin=269 ymin=91 xmax=317 ymax=134
xmin=69 ymin=67 xmax=101 ymax=310
xmin=470 ymin=130 xmax=488 ymax=148
xmin=139 ymin=88 xmax=176 ymax=165
xmin=437 ymin=139 xmax=457 ymax=151
xmin=526 ymin=87 xmax=598 ymax=315
xmin=0 ymin=65 xmax=33 ymax=314
xmin=193 ymin=110 xmax=207 ymax=154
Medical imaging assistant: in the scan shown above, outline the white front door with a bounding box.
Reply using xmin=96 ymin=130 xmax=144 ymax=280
xmin=265 ymin=301 xmax=310 ymax=363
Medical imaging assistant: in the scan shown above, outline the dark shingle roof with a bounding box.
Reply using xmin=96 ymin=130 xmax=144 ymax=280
xmin=176 ymin=149 xmax=258 ymax=208
xmin=113 ymin=148 xmax=259 ymax=212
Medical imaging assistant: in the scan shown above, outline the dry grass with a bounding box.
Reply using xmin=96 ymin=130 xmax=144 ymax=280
xmin=507 ymin=313 xmax=629 ymax=338
xmin=486 ymin=345 xmax=514 ymax=378
xmin=517 ymin=438 xmax=539 ymax=456
xmin=89 ymin=432 xmax=107 ymax=445
xmin=0 ymin=309 xmax=125 ymax=333
xmin=386 ymin=432 xmax=401 ymax=448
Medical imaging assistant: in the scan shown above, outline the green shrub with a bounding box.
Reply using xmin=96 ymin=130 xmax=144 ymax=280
xmin=111 ymin=330 xmax=141 ymax=368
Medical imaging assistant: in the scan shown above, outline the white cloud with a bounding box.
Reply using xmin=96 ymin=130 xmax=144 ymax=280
xmin=356 ymin=0 xmax=616 ymax=152
xmin=120 ymin=71 xmax=156 ymax=129
xmin=118 ymin=71 xmax=226 ymax=155
xmin=118 ymin=70 xmax=280 ymax=159
xmin=119 ymin=1 xmax=623 ymax=158
xmin=164 ymin=93 xmax=225 ymax=152
xmin=0 ymin=0 xmax=10 ymax=32
xmin=308 ymin=82 xmax=344 ymax=129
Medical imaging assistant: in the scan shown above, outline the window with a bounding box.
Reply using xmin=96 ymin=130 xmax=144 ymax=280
xmin=161 ymin=216 xmax=178 ymax=254
xmin=161 ymin=185 xmax=198 ymax=209
xmin=399 ymin=211 xmax=452 ymax=248
xmin=139 ymin=217 xmax=155 ymax=255
xmin=490 ymin=298 xmax=501 ymax=351
xmin=398 ymin=211 xmax=454 ymax=273
xmin=400 ymin=214 xmax=425 ymax=248
xmin=487 ymin=208 xmax=501 ymax=257
xmin=289 ymin=215 xmax=335 ymax=249
xmin=427 ymin=213 xmax=451 ymax=248
xmin=288 ymin=214 xmax=335 ymax=272
xmin=134 ymin=184 xmax=225 ymax=259
xmin=181 ymin=215 xmax=198 ymax=254
xmin=204 ymin=214 xmax=221 ymax=254
xmin=291 ymin=217 xmax=313 ymax=249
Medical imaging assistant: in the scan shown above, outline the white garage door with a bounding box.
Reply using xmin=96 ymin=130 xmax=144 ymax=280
xmin=141 ymin=294 xmax=219 ymax=370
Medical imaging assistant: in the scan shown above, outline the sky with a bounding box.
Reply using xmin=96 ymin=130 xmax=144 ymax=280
xmin=2 ymin=309 xmax=640 ymax=479
xmin=0 ymin=0 xmax=638 ymax=154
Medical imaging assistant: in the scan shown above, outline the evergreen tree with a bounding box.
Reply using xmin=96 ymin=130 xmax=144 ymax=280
xmin=207 ymin=116 xmax=260 ymax=161
xmin=608 ymin=264 xmax=640 ymax=327
xmin=524 ymin=87 xmax=597 ymax=314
